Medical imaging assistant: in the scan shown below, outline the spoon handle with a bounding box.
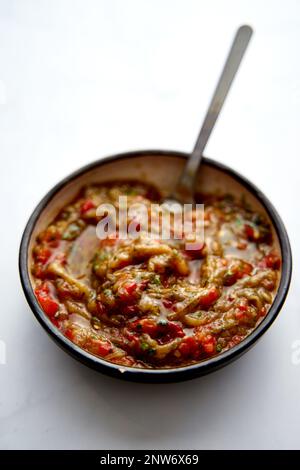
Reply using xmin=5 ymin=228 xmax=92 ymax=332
xmin=173 ymin=25 xmax=253 ymax=202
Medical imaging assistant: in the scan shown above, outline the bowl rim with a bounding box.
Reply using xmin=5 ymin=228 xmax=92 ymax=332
xmin=19 ymin=150 xmax=292 ymax=382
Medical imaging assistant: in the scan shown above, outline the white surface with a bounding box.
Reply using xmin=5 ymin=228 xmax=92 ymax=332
xmin=0 ymin=0 xmax=299 ymax=450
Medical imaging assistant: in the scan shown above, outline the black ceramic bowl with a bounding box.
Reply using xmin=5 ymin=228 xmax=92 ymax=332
xmin=19 ymin=150 xmax=292 ymax=383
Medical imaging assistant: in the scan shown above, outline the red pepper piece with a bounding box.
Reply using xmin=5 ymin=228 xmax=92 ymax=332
xmin=179 ymin=336 xmax=199 ymax=358
xmin=202 ymin=334 xmax=217 ymax=355
xmin=35 ymin=284 xmax=59 ymax=318
xmin=122 ymin=304 xmax=139 ymax=316
xmin=35 ymin=247 xmax=52 ymax=265
xmin=162 ymin=321 xmax=185 ymax=339
xmin=118 ymin=281 xmax=138 ymax=302
xmin=137 ymin=319 xmax=158 ymax=337
xmin=235 ymin=302 xmax=249 ymax=321
xmin=80 ymin=199 xmax=96 ymax=215
xmin=244 ymin=224 xmax=255 ymax=240
xmin=65 ymin=328 xmax=75 ymax=341
xmin=198 ymin=287 xmax=219 ymax=309
xmin=119 ymin=280 xmax=147 ymax=303
xmin=97 ymin=341 xmax=113 ymax=357
xmin=162 ymin=299 xmax=175 ymax=310
xmin=87 ymin=337 xmax=113 ymax=357
xmin=223 ymin=261 xmax=252 ymax=286
xmin=130 ymin=318 xmax=184 ymax=342
xmin=259 ymin=253 xmax=281 ymax=270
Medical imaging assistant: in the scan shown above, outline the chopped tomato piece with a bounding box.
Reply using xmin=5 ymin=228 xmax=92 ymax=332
xmin=244 ymin=223 xmax=270 ymax=243
xmin=132 ymin=319 xmax=158 ymax=337
xmin=123 ymin=331 xmax=142 ymax=355
xmin=80 ymin=199 xmax=96 ymax=215
xmin=65 ymin=328 xmax=75 ymax=341
xmin=97 ymin=341 xmax=113 ymax=357
xmin=259 ymin=253 xmax=281 ymax=270
xmin=124 ymin=282 xmax=138 ymax=296
xmin=118 ymin=280 xmax=147 ymax=302
xmin=235 ymin=310 xmax=246 ymax=321
xmin=35 ymin=247 xmax=51 ymax=265
xmin=202 ymin=334 xmax=217 ymax=355
xmin=235 ymin=302 xmax=249 ymax=321
xmin=35 ymin=284 xmax=59 ymax=318
xmin=223 ymin=261 xmax=252 ymax=286
xmin=237 ymin=303 xmax=248 ymax=312
xmin=229 ymin=335 xmax=243 ymax=347
xmin=100 ymin=234 xmax=119 ymax=247
xmin=40 ymin=227 xmax=61 ymax=245
xmin=198 ymin=287 xmax=219 ymax=309
xmin=129 ymin=318 xmax=184 ymax=342
xmin=260 ymin=306 xmax=267 ymax=317
xmin=179 ymin=336 xmax=199 ymax=358
xmin=162 ymin=299 xmax=175 ymax=310
xmin=87 ymin=338 xmax=113 ymax=357
xmin=163 ymin=321 xmax=185 ymax=339
xmin=118 ymin=281 xmax=138 ymax=302
xmin=223 ymin=271 xmax=236 ymax=286
xmin=33 ymin=263 xmax=47 ymax=279
xmin=122 ymin=304 xmax=139 ymax=316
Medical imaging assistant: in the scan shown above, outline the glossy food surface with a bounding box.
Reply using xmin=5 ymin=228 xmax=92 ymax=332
xmin=31 ymin=181 xmax=281 ymax=368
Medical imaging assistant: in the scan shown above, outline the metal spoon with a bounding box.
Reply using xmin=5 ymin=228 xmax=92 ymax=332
xmin=167 ymin=25 xmax=253 ymax=205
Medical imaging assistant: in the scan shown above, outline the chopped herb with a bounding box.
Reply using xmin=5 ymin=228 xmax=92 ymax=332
xmin=125 ymin=187 xmax=138 ymax=196
xmin=157 ymin=319 xmax=168 ymax=326
xmin=103 ymin=289 xmax=112 ymax=296
xmin=235 ymin=216 xmax=244 ymax=226
xmin=140 ymin=342 xmax=156 ymax=355
xmin=152 ymin=274 xmax=161 ymax=285
xmin=98 ymin=252 xmax=109 ymax=262
xmin=62 ymin=223 xmax=81 ymax=240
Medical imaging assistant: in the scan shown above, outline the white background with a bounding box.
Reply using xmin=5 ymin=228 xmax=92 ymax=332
xmin=0 ymin=0 xmax=299 ymax=450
